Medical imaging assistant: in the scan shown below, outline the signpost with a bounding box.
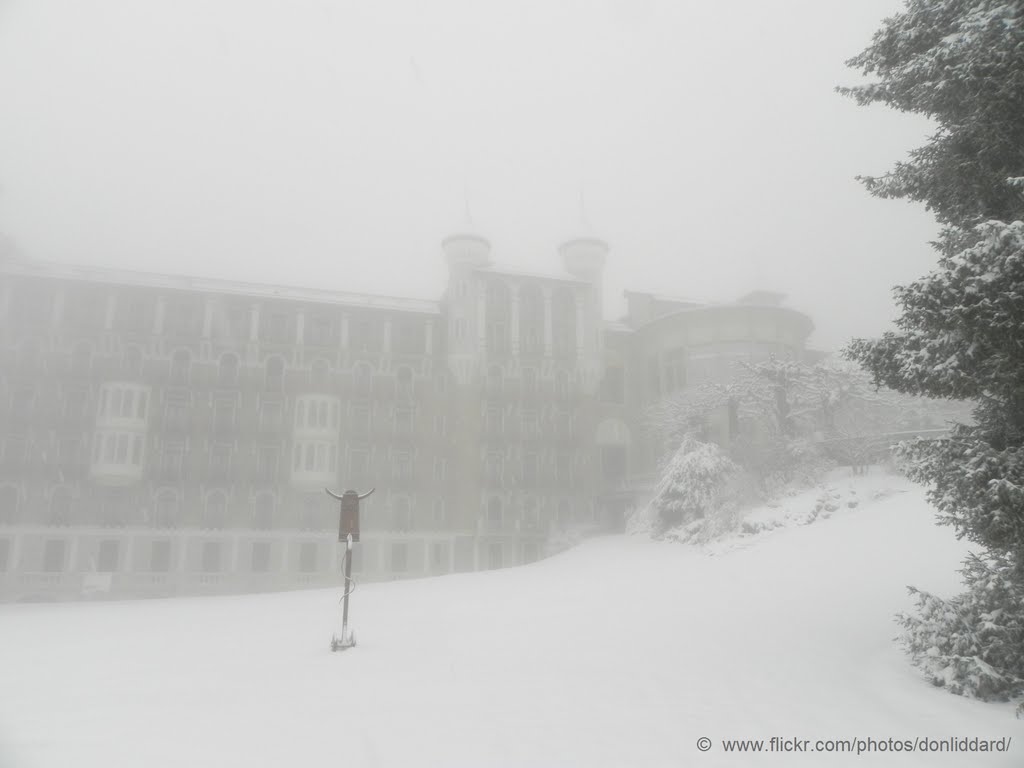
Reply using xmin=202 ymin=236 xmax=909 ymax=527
xmin=324 ymin=487 xmax=373 ymax=652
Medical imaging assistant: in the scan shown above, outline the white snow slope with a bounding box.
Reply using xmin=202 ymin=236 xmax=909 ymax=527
xmin=1 ymin=472 xmax=1019 ymax=768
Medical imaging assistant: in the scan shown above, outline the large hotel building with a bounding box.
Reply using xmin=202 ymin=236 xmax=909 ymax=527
xmin=0 ymin=234 xmax=813 ymax=600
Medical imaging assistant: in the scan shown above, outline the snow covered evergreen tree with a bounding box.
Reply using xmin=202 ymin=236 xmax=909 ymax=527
xmin=644 ymin=433 xmax=741 ymax=541
xmin=841 ymin=0 xmax=1024 ymax=706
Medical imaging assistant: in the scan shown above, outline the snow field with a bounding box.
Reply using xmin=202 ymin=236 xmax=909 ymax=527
xmin=0 ymin=471 xmax=1018 ymax=767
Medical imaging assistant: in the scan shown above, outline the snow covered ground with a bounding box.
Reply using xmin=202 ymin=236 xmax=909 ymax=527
xmin=1 ymin=470 xmax=1019 ymax=767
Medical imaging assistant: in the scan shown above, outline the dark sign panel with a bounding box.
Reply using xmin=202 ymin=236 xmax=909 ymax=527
xmin=339 ymin=491 xmax=360 ymax=543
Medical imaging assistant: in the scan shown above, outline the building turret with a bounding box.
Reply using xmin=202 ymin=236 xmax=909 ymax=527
xmin=442 ymin=233 xmax=492 ymax=271
xmin=559 ymin=237 xmax=607 ymax=282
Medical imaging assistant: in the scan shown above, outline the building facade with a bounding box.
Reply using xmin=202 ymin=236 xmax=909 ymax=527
xmin=0 ymin=234 xmax=813 ymax=600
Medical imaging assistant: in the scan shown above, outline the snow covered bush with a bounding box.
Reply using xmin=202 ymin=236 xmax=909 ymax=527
xmin=646 ymin=433 xmax=742 ymax=542
xmin=843 ymin=0 xmax=1024 ymax=707
xmin=897 ymin=554 xmax=1024 ymax=703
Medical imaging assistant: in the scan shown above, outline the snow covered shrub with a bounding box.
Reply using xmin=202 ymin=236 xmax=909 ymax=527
xmin=898 ymin=554 xmax=1024 ymax=702
xmin=647 ymin=433 xmax=741 ymax=541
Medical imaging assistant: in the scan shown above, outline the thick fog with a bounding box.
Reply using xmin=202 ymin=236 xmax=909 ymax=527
xmin=0 ymin=0 xmax=938 ymax=350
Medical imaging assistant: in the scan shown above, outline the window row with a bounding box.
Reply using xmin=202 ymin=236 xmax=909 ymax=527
xmin=91 ymin=431 xmax=146 ymax=466
xmin=97 ymin=384 xmax=150 ymax=421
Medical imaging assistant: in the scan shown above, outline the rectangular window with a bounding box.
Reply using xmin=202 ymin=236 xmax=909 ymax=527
xmin=393 ymin=320 xmax=422 ymax=354
xmin=58 ymin=438 xmax=81 ymax=466
xmin=431 ymin=541 xmax=447 ymax=568
xmin=601 ymin=445 xmax=627 ymax=484
xmin=522 ymin=368 xmax=537 ymax=395
xmin=213 ymin=398 xmax=236 ymax=431
xmin=648 ymin=357 xmax=661 ymax=398
xmin=43 ymin=539 xmax=66 ymax=573
xmin=556 ymin=453 xmax=571 ymax=486
xmin=162 ymin=443 xmax=184 ymax=477
xmin=433 ymin=457 xmax=446 ymax=481
xmin=151 ymin=540 xmax=171 ymax=572
xmin=486 ymin=406 xmax=503 ymax=434
xmin=298 ymin=542 xmax=317 ymax=573
xmin=434 ymin=414 xmax=447 ymax=436
xmin=352 ymin=405 xmax=371 ymax=436
xmin=210 ymin=443 xmax=232 ymax=474
xmin=393 ymin=452 xmax=412 ymax=481
xmin=260 ymin=400 xmax=283 ymax=430
xmin=601 ymin=365 xmax=626 ymax=404
xmin=265 ymin=312 xmax=289 ymax=343
xmin=522 ymin=411 xmax=539 ymax=437
xmin=97 ymin=540 xmax=119 ymax=572
xmin=350 ymin=450 xmax=369 ymax=485
xmin=486 ymin=453 xmax=503 ymax=484
xmin=0 ymin=539 xmax=10 ymax=571
xmin=164 ymin=396 xmax=189 ymax=430
xmin=201 ymin=541 xmax=221 ymax=573
xmin=309 ymin=316 xmax=332 ymax=346
xmin=391 ymin=543 xmax=407 ymax=572
xmin=116 ymin=433 xmax=130 ymax=463
xmin=256 ymin=445 xmax=279 ymax=477
xmin=395 ymin=407 xmax=413 ymax=434
xmin=522 ymin=453 xmax=538 ymax=485
xmin=64 ymin=389 xmax=88 ymax=420
xmin=251 ymin=541 xmax=270 ymax=572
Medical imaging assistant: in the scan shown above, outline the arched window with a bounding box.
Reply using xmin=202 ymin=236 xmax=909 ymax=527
xmin=203 ymin=490 xmax=228 ymax=529
xmin=218 ymin=353 xmax=239 ymax=387
xmin=0 ymin=485 xmax=19 ymax=524
xmin=265 ymin=356 xmax=284 ymax=392
xmin=170 ymin=349 xmax=191 ymax=385
xmin=154 ymin=489 xmax=179 ymax=528
xmin=253 ymin=492 xmax=275 ymax=529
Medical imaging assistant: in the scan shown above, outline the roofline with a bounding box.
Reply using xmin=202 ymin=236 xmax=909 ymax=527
xmin=632 ymin=302 xmax=815 ymax=335
xmin=1 ymin=258 xmax=442 ymax=315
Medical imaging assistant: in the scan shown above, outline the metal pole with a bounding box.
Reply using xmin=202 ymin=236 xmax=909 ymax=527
xmin=340 ymin=533 xmax=353 ymax=643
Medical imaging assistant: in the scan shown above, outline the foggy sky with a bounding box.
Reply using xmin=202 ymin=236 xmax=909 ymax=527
xmin=0 ymin=0 xmax=939 ymax=351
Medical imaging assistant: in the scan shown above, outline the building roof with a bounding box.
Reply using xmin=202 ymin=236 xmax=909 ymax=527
xmin=2 ymin=258 xmax=442 ymax=315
